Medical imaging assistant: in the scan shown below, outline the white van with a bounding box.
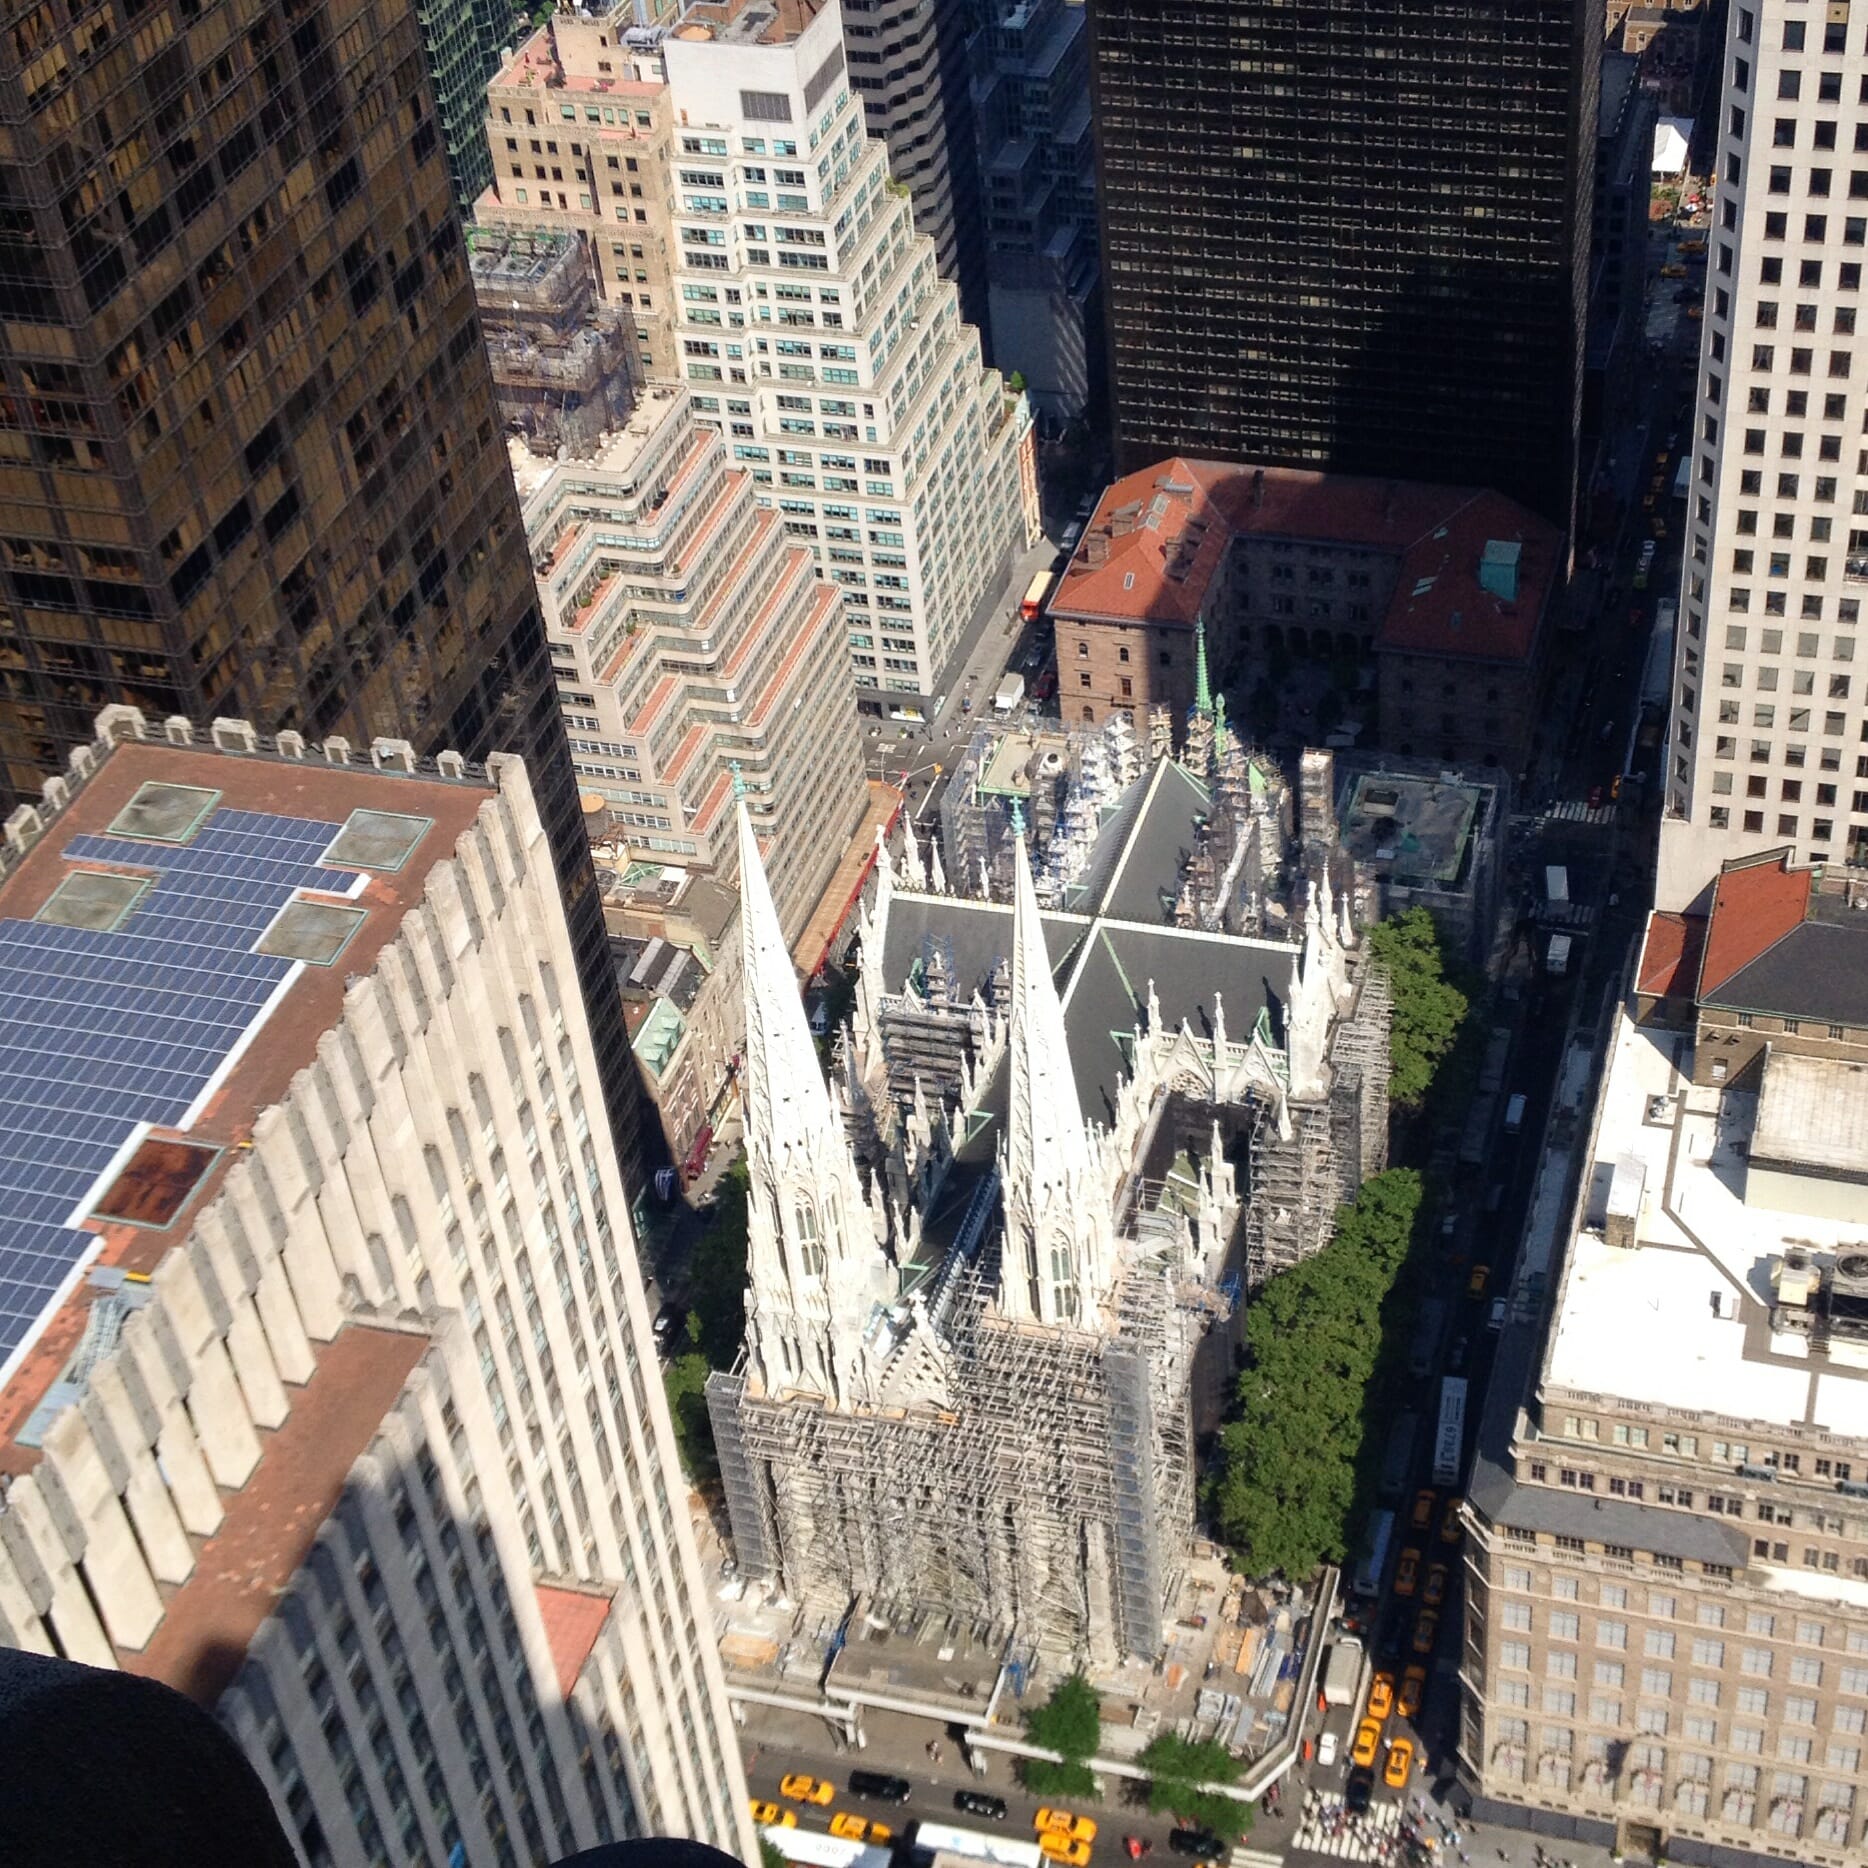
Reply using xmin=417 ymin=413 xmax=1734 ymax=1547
xmin=1503 ymin=1092 xmax=1527 ymax=1135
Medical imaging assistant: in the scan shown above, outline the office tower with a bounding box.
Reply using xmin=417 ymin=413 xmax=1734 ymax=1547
xmin=1657 ymin=0 xmax=1868 ymax=908
xmin=417 ymin=0 xmax=517 ymax=210
xmin=478 ymin=13 xmax=678 ymax=379
xmin=842 ymin=0 xmax=986 ymax=335
xmin=1461 ymin=858 xmax=1868 ymax=1864
xmin=1587 ymin=52 xmax=1658 ymax=462
xmin=0 ymin=0 xmax=647 ymax=1185
xmin=0 ymin=710 xmax=755 ymax=1868
xmin=1087 ymin=0 xmax=1598 ymax=530
xmin=968 ymin=0 xmax=1101 ymax=424
xmin=661 ymin=0 xmax=1039 ymax=714
xmin=512 ymin=382 xmax=869 ymax=939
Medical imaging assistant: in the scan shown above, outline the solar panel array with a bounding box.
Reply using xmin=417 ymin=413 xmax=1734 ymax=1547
xmin=0 ymin=807 xmax=356 ymax=1374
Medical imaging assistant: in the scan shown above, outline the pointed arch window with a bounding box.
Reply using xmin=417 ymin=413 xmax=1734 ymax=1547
xmin=793 ymin=1199 xmax=826 ymax=1278
xmin=1048 ymin=1237 xmax=1079 ymax=1323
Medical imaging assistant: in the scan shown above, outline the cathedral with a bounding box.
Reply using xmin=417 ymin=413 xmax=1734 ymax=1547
xmin=707 ymin=697 xmax=1391 ymax=1666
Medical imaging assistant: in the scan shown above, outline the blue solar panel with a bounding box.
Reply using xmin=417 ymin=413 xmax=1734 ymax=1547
xmin=0 ymin=806 xmax=351 ymax=1374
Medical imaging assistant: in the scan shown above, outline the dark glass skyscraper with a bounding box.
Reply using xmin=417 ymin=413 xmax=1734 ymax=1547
xmin=1087 ymin=0 xmax=1599 ymax=531
xmin=0 ymin=0 xmax=648 ymax=1181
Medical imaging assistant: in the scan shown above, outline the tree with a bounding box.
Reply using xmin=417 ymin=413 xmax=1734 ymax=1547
xmin=1137 ymin=1734 xmax=1251 ymax=1843
xmin=1020 ymin=1672 xmax=1102 ymax=1800
xmin=1367 ymin=909 xmax=1469 ymax=1109
xmin=760 ymin=1840 xmax=791 ymax=1868
xmin=688 ymin=1160 xmax=752 ymax=1368
xmin=1208 ymin=1171 xmax=1423 ymax=1578
xmin=663 ymin=1344 xmax=718 ymax=1484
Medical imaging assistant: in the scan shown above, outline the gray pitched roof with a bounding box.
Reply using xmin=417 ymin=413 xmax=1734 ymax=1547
xmin=1708 ymin=914 xmax=1868 ymax=1028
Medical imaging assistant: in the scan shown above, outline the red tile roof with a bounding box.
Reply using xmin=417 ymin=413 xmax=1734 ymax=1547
xmin=1696 ymin=852 xmax=1812 ymax=1000
xmin=533 ymin=1582 xmax=615 ymax=1698
xmin=1050 ymin=458 xmax=1560 ymax=666
xmin=1636 ymin=910 xmax=1707 ymax=998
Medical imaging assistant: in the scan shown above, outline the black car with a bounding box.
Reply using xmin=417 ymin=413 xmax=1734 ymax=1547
xmin=848 ymin=1770 xmax=913 ymax=1803
xmin=954 ymin=1791 xmax=1007 ymax=1821
xmin=1167 ymin=1830 xmax=1222 ymax=1857
xmin=1344 ymin=1767 xmax=1374 ymax=1814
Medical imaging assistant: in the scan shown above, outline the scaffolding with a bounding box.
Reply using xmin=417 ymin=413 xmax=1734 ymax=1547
xmin=710 ymin=1246 xmax=1203 ymax=1667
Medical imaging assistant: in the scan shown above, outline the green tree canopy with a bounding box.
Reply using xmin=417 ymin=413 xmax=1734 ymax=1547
xmin=1020 ymin=1672 xmax=1102 ymax=1799
xmin=1208 ymin=1170 xmax=1422 ymax=1577
xmin=662 ymin=1346 xmax=718 ymax=1484
xmin=1367 ymin=908 xmax=1469 ymax=1109
xmin=1137 ymin=1733 xmax=1250 ymax=1843
xmin=688 ymin=1160 xmax=752 ymax=1368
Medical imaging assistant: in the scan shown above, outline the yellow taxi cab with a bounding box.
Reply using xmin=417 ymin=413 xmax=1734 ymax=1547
xmin=1384 ymin=1737 xmax=1415 ymax=1789
xmin=1036 ymin=1810 xmax=1097 ymax=1845
xmin=1467 ymin=1264 xmax=1490 ymax=1298
xmin=1440 ymin=1498 xmax=1464 ymax=1546
xmin=1039 ymin=1837 xmax=1092 ymax=1868
xmin=1398 ymin=1664 xmax=1428 ymax=1720
xmin=1660 ymin=263 xmax=1688 ymax=279
xmin=1394 ymin=1548 xmax=1421 ymax=1598
xmin=1687 ymin=303 xmax=1703 ymax=320
xmin=752 ymin=1801 xmax=796 ymax=1827
xmin=1412 ymin=1611 xmax=1440 ymax=1656
xmin=1410 ymin=1488 xmax=1437 ymax=1533
xmin=832 ymin=1815 xmax=893 ymax=1844
xmin=780 ymin=1775 xmax=835 ymax=1806
xmin=1424 ymin=1563 xmax=1450 ymax=1608
xmin=1680 ymin=237 xmax=1708 ymax=254
xmin=1367 ymin=1672 xmax=1395 ymax=1722
xmin=1352 ymin=1717 xmax=1383 ymax=1769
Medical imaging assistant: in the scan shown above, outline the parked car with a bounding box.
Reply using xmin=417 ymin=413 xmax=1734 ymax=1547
xmin=1440 ymin=1498 xmax=1464 ymax=1547
xmin=1467 ymin=1264 xmax=1490 ymax=1298
xmin=1488 ymin=1296 xmax=1508 ymax=1331
xmin=956 ymin=1792 xmax=1008 ymax=1821
xmin=780 ymin=1776 xmax=835 ymax=1806
xmin=847 ymin=1771 xmax=912 ymax=1803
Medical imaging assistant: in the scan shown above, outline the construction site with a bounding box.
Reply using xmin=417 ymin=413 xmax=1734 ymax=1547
xmin=468 ymin=226 xmax=638 ymax=454
xmin=704 ymin=700 xmax=1394 ymax=1675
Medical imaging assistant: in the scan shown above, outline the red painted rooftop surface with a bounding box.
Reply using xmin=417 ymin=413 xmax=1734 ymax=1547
xmin=534 ymin=1583 xmax=615 ymax=1698
xmin=1696 ymin=853 xmax=1812 ymax=1000
xmin=1637 ymin=911 xmax=1707 ymax=999
xmin=1052 ymin=458 xmax=1560 ymax=665
xmin=119 ymin=1324 xmax=428 ymax=1706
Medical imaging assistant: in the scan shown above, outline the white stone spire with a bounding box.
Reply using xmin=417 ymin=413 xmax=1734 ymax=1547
xmin=996 ymin=825 xmax=1114 ymax=1326
xmin=900 ymin=811 xmax=927 ymax=890
xmin=736 ymin=801 xmax=888 ymax=1402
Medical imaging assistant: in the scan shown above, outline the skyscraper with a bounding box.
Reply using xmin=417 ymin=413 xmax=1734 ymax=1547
xmin=1657 ymin=0 xmax=1868 ymax=907
xmin=1087 ymin=0 xmax=1599 ymax=530
xmin=0 ymin=710 xmax=753 ymax=1866
xmin=0 ymin=0 xmax=646 ymax=1179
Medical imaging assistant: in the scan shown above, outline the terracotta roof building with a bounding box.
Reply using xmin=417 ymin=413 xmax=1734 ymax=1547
xmin=0 ymin=711 xmax=753 ymax=1867
xmin=1048 ymin=459 xmax=1564 ymax=774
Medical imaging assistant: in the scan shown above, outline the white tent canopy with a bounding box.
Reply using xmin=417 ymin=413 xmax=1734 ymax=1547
xmin=1653 ymin=118 xmax=1693 ymax=176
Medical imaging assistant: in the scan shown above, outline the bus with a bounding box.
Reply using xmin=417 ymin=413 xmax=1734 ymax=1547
xmin=764 ymin=1831 xmax=892 ymax=1868
xmin=1433 ymin=1376 xmax=1469 ymax=1488
xmin=1352 ymin=1507 xmax=1396 ymax=1597
xmin=912 ymin=1822 xmax=1045 ymax=1868
xmin=1020 ymin=570 xmax=1056 ymax=623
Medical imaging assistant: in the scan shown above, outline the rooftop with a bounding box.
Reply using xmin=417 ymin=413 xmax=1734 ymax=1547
xmin=0 ymin=725 xmax=489 ymax=1420
xmin=1635 ymin=908 xmax=1706 ymax=999
xmin=1337 ymin=770 xmax=1484 ymax=888
xmin=1695 ymin=851 xmax=1868 ymax=1026
xmin=1539 ymin=1013 xmax=1868 ymax=1438
xmin=533 ymin=1582 xmax=616 ymax=1697
xmin=120 ymin=1324 xmax=427 ymax=1704
xmin=1751 ymin=1052 xmax=1868 ymax=1182
xmin=1052 ymin=459 xmax=1560 ymax=665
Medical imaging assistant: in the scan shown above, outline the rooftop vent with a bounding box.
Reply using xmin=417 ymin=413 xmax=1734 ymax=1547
xmin=90 ymin=1136 xmax=220 ymax=1230
xmin=320 ymin=808 xmax=433 ymax=872
xmin=255 ymin=897 xmax=368 ymax=967
xmin=35 ymin=868 xmax=150 ymax=932
xmin=1480 ymin=538 xmax=1522 ymax=603
xmin=105 ymin=782 xmax=220 ymax=844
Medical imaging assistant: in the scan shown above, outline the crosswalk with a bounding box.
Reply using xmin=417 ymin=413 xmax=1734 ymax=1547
xmin=1288 ymin=1792 xmax=1406 ymax=1861
xmin=1543 ymin=800 xmax=1617 ymax=827
xmin=1229 ymin=1846 xmax=1287 ymax=1868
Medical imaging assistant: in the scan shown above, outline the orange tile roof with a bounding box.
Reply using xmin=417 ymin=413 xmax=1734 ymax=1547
xmin=1696 ymin=852 xmax=1811 ymax=999
xmin=1051 ymin=458 xmax=1560 ymax=666
xmin=533 ymin=1582 xmax=615 ymax=1698
xmin=1636 ymin=910 xmax=1706 ymax=998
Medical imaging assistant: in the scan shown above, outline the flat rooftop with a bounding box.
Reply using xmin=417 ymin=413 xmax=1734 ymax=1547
xmin=0 ymin=731 xmax=489 ymax=1430
xmin=1540 ymin=1013 xmax=1868 ymax=1438
xmin=1337 ymin=770 xmax=1482 ymax=887
xmin=1752 ymin=1051 xmax=1868 ymax=1181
